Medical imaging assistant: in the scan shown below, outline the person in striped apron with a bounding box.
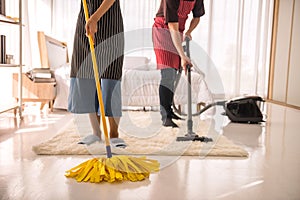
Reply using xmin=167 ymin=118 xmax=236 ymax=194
xmin=152 ymin=0 xmax=205 ymax=128
xmin=68 ymin=0 xmax=126 ymax=147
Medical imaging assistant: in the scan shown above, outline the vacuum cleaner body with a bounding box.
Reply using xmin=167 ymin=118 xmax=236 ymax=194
xmin=224 ymin=96 xmax=265 ymax=124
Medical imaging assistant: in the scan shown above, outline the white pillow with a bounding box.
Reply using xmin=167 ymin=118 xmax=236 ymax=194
xmin=123 ymin=56 xmax=151 ymax=70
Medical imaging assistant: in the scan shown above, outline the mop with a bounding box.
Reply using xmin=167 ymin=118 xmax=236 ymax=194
xmin=176 ymin=38 xmax=213 ymax=142
xmin=65 ymin=0 xmax=159 ymax=183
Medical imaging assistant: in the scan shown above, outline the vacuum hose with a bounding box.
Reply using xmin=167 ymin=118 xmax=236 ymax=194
xmin=172 ymin=40 xmax=226 ymax=117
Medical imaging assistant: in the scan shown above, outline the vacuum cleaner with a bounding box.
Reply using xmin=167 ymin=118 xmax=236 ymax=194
xmin=175 ymin=38 xmax=265 ymax=142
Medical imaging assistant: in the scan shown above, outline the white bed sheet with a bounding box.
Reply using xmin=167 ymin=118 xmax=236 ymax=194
xmin=122 ymin=68 xmax=213 ymax=107
xmin=53 ymin=63 xmax=70 ymax=110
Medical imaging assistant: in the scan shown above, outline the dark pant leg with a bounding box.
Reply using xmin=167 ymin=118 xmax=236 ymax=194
xmin=159 ymin=68 xmax=177 ymax=121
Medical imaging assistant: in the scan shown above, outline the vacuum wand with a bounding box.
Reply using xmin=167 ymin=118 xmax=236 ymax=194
xmin=176 ymin=38 xmax=213 ymax=142
xmin=186 ymin=64 xmax=193 ymax=135
xmin=186 ymin=38 xmax=193 ymax=135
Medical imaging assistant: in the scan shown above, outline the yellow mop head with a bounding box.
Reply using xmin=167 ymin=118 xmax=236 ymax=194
xmin=65 ymin=156 xmax=159 ymax=183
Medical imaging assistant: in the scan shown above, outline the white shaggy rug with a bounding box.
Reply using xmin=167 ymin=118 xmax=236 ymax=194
xmin=32 ymin=111 xmax=248 ymax=157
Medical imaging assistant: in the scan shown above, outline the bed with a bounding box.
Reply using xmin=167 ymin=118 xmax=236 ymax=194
xmin=121 ymin=56 xmax=213 ymax=110
xmin=37 ymin=32 xmax=214 ymax=112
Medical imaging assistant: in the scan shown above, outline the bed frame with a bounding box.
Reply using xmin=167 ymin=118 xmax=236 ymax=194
xmin=37 ymin=31 xmax=69 ymax=69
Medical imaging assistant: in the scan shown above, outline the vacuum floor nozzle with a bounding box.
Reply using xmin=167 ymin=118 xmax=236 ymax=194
xmin=176 ymin=134 xmax=213 ymax=142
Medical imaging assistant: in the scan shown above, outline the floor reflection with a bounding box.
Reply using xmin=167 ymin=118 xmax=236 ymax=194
xmin=222 ymin=122 xmax=264 ymax=148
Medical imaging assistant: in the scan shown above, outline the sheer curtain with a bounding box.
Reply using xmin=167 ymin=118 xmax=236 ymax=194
xmin=23 ymin=0 xmax=80 ymax=68
xmin=51 ymin=0 xmax=81 ymax=60
xmin=120 ymin=0 xmax=274 ymax=98
xmin=23 ymin=0 xmax=274 ymax=98
xmin=19 ymin=0 xmax=52 ymax=69
xmin=201 ymin=0 xmax=274 ymax=98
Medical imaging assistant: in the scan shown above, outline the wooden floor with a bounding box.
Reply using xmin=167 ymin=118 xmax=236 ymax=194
xmin=0 ymin=102 xmax=300 ymax=200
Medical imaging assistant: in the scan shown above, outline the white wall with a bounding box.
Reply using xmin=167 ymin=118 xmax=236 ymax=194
xmin=270 ymin=0 xmax=300 ymax=108
xmin=287 ymin=0 xmax=300 ymax=106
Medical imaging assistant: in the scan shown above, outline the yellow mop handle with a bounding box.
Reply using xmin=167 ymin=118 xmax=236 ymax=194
xmin=82 ymin=0 xmax=112 ymax=158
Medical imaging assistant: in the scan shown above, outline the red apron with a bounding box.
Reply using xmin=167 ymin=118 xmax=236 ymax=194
xmin=153 ymin=0 xmax=196 ymax=70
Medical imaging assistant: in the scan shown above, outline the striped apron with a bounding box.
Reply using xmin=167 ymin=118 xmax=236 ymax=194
xmin=152 ymin=0 xmax=196 ymax=70
xmin=70 ymin=0 xmax=124 ymax=80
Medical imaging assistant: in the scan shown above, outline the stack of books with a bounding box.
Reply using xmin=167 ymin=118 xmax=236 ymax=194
xmin=26 ymin=68 xmax=56 ymax=83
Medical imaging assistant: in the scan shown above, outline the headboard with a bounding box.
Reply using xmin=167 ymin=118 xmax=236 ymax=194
xmin=37 ymin=31 xmax=69 ymax=70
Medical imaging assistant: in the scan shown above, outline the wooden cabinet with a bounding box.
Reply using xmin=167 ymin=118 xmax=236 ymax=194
xmin=12 ymin=73 xmax=56 ymax=111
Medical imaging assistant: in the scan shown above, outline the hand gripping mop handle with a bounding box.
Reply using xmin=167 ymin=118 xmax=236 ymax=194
xmin=82 ymin=0 xmax=112 ymax=158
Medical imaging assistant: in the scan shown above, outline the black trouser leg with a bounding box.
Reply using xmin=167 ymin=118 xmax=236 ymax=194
xmin=159 ymin=85 xmax=173 ymax=120
xmin=159 ymin=68 xmax=176 ymax=121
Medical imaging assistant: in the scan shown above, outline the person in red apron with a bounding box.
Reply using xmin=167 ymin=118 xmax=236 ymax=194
xmin=152 ymin=0 xmax=205 ymax=127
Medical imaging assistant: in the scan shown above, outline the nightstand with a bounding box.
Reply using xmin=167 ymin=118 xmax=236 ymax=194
xmin=12 ymin=73 xmax=56 ymax=111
